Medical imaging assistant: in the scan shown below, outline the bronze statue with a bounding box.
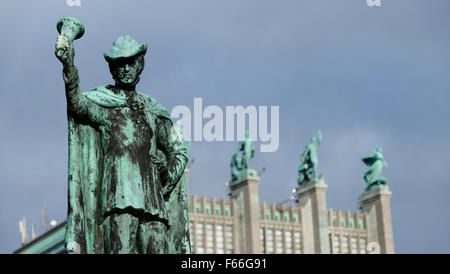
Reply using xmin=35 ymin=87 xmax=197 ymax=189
xmin=230 ymin=131 xmax=256 ymax=182
xmin=298 ymin=130 xmax=322 ymax=185
xmin=362 ymin=148 xmax=388 ymax=192
xmin=55 ymin=17 xmax=189 ymax=254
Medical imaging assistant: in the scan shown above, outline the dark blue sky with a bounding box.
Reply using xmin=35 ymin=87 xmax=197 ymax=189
xmin=1 ymin=0 xmax=449 ymax=253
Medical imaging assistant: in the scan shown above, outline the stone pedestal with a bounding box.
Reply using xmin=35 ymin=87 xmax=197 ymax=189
xmin=360 ymin=186 xmax=395 ymax=254
xmin=296 ymin=177 xmax=330 ymax=254
xmin=229 ymin=175 xmax=261 ymax=254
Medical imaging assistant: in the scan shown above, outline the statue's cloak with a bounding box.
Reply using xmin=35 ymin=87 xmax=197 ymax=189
xmin=65 ymin=85 xmax=190 ymax=254
xmin=362 ymin=156 xmax=377 ymax=167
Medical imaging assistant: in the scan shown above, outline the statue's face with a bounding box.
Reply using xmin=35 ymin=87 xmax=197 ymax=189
xmin=110 ymin=55 xmax=144 ymax=87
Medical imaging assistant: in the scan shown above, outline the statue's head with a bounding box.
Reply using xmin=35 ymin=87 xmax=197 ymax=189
xmin=374 ymin=148 xmax=384 ymax=158
xmin=104 ymin=35 xmax=148 ymax=88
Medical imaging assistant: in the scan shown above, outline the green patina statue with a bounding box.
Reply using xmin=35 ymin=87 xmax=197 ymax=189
xmin=230 ymin=131 xmax=257 ymax=182
xmin=55 ymin=17 xmax=190 ymax=254
xmin=298 ymin=130 xmax=322 ymax=186
xmin=362 ymin=148 xmax=388 ymax=192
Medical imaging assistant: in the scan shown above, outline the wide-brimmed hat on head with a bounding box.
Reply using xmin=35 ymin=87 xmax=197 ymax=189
xmin=104 ymin=35 xmax=148 ymax=63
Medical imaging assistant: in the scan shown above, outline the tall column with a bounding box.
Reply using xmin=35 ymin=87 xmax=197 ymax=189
xmin=296 ymin=177 xmax=330 ymax=254
xmin=360 ymin=186 xmax=395 ymax=254
xmin=229 ymin=175 xmax=261 ymax=254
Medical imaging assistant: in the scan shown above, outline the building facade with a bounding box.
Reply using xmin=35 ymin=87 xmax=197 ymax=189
xmin=187 ymin=175 xmax=394 ymax=254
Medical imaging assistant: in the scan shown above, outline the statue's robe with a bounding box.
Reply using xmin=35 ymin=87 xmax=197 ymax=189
xmin=230 ymin=153 xmax=243 ymax=182
xmin=298 ymin=149 xmax=314 ymax=184
xmin=63 ymin=67 xmax=190 ymax=253
xmin=164 ymin=164 xmax=191 ymax=253
xmin=298 ymin=138 xmax=321 ymax=185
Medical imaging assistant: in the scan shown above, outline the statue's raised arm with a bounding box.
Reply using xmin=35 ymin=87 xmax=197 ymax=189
xmin=242 ymin=131 xmax=255 ymax=169
xmin=55 ymin=17 xmax=107 ymax=126
xmin=317 ymin=129 xmax=322 ymax=146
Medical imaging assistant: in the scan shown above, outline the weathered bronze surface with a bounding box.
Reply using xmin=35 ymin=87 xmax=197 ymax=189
xmin=230 ymin=131 xmax=257 ymax=183
xmin=55 ymin=17 xmax=190 ymax=254
xmin=298 ymin=130 xmax=322 ymax=185
xmin=362 ymin=148 xmax=388 ymax=192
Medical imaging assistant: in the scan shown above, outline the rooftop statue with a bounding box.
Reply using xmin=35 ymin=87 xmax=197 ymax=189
xmin=298 ymin=130 xmax=322 ymax=186
xmin=55 ymin=17 xmax=189 ymax=254
xmin=230 ymin=131 xmax=257 ymax=182
xmin=362 ymin=148 xmax=388 ymax=192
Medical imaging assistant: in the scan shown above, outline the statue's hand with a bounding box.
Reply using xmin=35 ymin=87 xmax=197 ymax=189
xmin=55 ymin=35 xmax=74 ymax=66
